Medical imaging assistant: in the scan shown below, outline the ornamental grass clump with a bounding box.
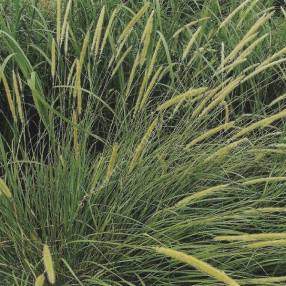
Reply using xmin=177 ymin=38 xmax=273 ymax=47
xmin=1 ymin=1 xmax=286 ymax=285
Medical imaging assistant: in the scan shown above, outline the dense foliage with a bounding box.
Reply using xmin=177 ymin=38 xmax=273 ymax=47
xmin=0 ymin=0 xmax=286 ymax=285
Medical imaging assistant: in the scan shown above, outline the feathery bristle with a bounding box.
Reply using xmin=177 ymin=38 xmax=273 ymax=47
xmin=12 ymin=70 xmax=24 ymax=124
xmin=204 ymin=138 xmax=248 ymax=163
xmin=111 ymin=46 xmax=133 ymax=78
xmin=43 ymin=244 xmax=56 ymax=284
xmin=191 ymin=78 xmax=233 ymax=119
xmin=106 ymin=143 xmax=119 ymax=182
xmin=174 ymin=184 xmax=229 ymax=207
xmin=243 ymin=58 xmax=286 ymax=83
xmin=51 ymin=38 xmax=56 ymax=79
xmin=186 ymin=122 xmax=235 ymax=148
xmin=139 ymin=66 xmax=165 ymax=110
xmin=74 ymin=60 xmax=82 ymax=116
xmin=72 ymin=110 xmax=80 ymax=158
xmin=182 ymin=27 xmax=202 ymax=60
xmin=125 ymin=53 xmax=140 ymax=98
xmin=154 ymin=247 xmax=240 ymax=286
xmin=118 ymin=2 xmax=150 ymax=44
xmin=91 ymin=6 xmax=105 ymax=58
xmin=0 ymin=69 xmax=17 ymax=123
xmin=199 ymin=77 xmax=243 ymax=118
xmin=64 ymin=23 xmax=69 ymax=55
xmin=247 ymin=239 xmax=286 ymax=248
xmin=139 ymin=11 xmax=154 ymax=66
xmin=129 ymin=118 xmax=158 ymax=173
xmin=79 ymin=31 xmax=90 ymax=71
xmin=0 ymin=177 xmax=12 ymax=199
xmin=241 ymin=176 xmax=286 ymax=186
xmin=219 ymin=0 xmax=253 ymax=30
xmin=157 ymin=87 xmax=208 ymax=112
xmin=35 ymin=274 xmax=45 ymax=286
xmin=134 ymin=39 xmax=162 ymax=108
xmin=233 ymin=108 xmax=286 ymax=139
xmin=237 ymin=0 xmax=260 ymax=27
xmin=100 ymin=7 xmax=119 ymax=55
xmin=91 ymin=157 xmax=104 ymax=190
xmin=56 ymin=0 xmax=62 ymax=44
xmin=60 ymin=0 xmax=72 ymax=45
xmin=172 ymin=17 xmax=209 ymax=38
xmin=214 ymin=232 xmax=286 ymax=242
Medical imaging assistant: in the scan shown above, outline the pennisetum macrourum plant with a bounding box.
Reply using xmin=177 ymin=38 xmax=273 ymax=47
xmin=0 ymin=0 xmax=286 ymax=285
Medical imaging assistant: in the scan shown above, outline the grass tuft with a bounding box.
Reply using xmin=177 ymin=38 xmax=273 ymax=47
xmin=1 ymin=0 xmax=286 ymax=285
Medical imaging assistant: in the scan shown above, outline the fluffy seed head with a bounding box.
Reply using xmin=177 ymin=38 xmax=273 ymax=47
xmin=154 ymin=247 xmax=240 ymax=286
xmin=43 ymin=244 xmax=56 ymax=284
